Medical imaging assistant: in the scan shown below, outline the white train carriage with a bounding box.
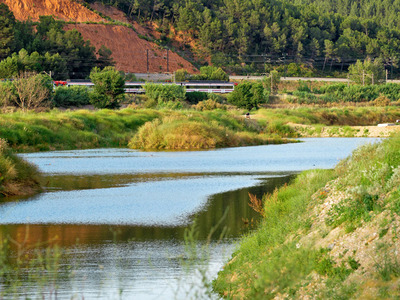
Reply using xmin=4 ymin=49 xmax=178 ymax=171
xmin=63 ymin=81 xmax=236 ymax=94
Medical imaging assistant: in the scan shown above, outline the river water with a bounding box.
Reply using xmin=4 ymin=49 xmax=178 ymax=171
xmin=0 ymin=138 xmax=379 ymax=299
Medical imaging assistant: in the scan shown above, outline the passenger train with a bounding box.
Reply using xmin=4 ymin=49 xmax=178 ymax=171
xmin=54 ymin=80 xmax=237 ymax=94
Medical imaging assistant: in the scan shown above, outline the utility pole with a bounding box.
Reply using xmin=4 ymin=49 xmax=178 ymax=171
xmin=372 ymin=73 xmax=374 ymax=85
xmin=166 ymin=49 xmax=169 ymax=73
xmin=146 ymin=49 xmax=149 ymax=73
xmin=386 ymin=69 xmax=389 ymax=83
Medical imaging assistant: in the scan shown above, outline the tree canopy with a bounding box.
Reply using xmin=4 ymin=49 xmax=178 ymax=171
xmin=0 ymin=10 xmax=113 ymax=80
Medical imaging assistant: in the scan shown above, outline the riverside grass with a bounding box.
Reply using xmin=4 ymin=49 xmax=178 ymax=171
xmin=0 ymin=109 xmax=160 ymax=152
xmin=0 ymin=139 xmax=41 ymax=197
xmin=214 ymin=134 xmax=400 ymax=299
xmin=129 ymin=110 xmax=289 ymax=150
xmin=0 ymin=106 xmax=399 ymax=152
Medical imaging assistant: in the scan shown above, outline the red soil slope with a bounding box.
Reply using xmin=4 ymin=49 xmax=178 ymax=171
xmin=66 ymin=23 xmax=196 ymax=73
xmin=0 ymin=0 xmax=104 ymax=22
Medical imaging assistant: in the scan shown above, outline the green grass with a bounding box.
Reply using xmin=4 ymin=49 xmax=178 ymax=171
xmin=0 ymin=139 xmax=41 ymax=197
xmin=213 ymin=169 xmax=335 ymax=299
xmin=129 ymin=110 xmax=291 ymax=150
xmin=0 ymin=109 xmax=159 ymax=152
xmin=214 ymin=133 xmax=400 ymax=299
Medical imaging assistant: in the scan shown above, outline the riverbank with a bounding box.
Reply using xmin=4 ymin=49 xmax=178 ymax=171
xmin=214 ymin=134 xmax=400 ymax=298
xmin=0 ymin=139 xmax=41 ymax=197
xmin=0 ymin=108 xmax=293 ymax=152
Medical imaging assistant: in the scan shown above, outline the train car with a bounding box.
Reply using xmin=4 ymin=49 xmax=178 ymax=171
xmin=65 ymin=80 xmax=237 ymax=94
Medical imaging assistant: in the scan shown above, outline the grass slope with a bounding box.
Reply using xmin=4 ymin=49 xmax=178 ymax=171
xmin=214 ymin=134 xmax=400 ymax=299
xmin=0 ymin=139 xmax=41 ymax=197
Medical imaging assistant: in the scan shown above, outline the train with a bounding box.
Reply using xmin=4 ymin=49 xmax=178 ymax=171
xmin=53 ymin=80 xmax=237 ymax=94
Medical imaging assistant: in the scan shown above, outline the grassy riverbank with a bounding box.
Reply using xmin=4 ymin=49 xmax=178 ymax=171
xmin=214 ymin=134 xmax=400 ymax=298
xmin=0 ymin=139 xmax=41 ymax=197
xmin=0 ymin=106 xmax=399 ymax=152
xmin=0 ymin=108 xmax=294 ymax=152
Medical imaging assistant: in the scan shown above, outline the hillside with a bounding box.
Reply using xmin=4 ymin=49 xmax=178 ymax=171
xmin=65 ymin=23 xmax=195 ymax=73
xmin=0 ymin=0 xmax=196 ymax=74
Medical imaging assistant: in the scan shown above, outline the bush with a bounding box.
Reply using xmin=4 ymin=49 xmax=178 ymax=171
xmin=89 ymin=66 xmax=125 ymax=109
xmin=185 ymin=91 xmax=208 ymax=104
xmin=0 ymin=81 xmax=17 ymax=107
xmin=193 ymin=99 xmax=226 ymax=111
xmin=53 ymin=86 xmax=90 ymax=107
xmin=174 ymin=69 xmax=190 ymax=81
xmin=12 ymin=73 xmax=53 ymax=111
xmin=227 ymin=82 xmax=268 ymax=110
xmin=144 ymin=83 xmax=186 ymax=104
xmin=373 ymin=95 xmax=391 ymax=106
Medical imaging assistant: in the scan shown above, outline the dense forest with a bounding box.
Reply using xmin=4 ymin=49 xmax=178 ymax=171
xmin=83 ymin=0 xmax=400 ymax=76
xmin=0 ymin=4 xmax=113 ymax=80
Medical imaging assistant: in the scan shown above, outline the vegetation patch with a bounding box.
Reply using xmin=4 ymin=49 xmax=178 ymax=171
xmin=0 ymin=109 xmax=159 ymax=152
xmin=129 ymin=111 xmax=289 ymax=150
xmin=0 ymin=139 xmax=40 ymax=197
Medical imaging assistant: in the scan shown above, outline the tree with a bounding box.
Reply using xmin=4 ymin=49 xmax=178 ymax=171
xmin=0 ymin=81 xmax=17 ymax=107
xmin=97 ymin=45 xmax=114 ymax=68
xmin=12 ymin=73 xmax=53 ymax=111
xmin=227 ymin=82 xmax=268 ymax=110
xmin=348 ymin=58 xmax=385 ymax=85
xmin=174 ymin=69 xmax=189 ymax=81
xmin=89 ymin=66 xmax=125 ymax=108
xmin=0 ymin=3 xmax=16 ymax=60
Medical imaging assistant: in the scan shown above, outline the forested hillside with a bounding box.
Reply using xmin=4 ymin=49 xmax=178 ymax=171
xmin=85 ymin=0 xmax=400 ymax=75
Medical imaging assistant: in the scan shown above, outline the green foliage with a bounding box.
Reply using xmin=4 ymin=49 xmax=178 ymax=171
xmin=144 ymin=83 xmax=186 ymax=104
xmin=0 ymin=10 xmax=111 ymax=80
xmin=348 ymin=58 xmax=385 ymax=85
xmin=53 ymin=86 xmax=90 ymax=107
xmin=174 ymin=69 xmax=190 ymax=81
xmin=198 ymin=66 xmax=229 ymax=81
xmin=214 ymin=132 xmax=400 ymax=299
xmin=89 ymin=66 xmax=125 ymax=109
xmin=11 ymin=73 xmax=54 ymax=111
xmin=193 ymin=99 xmax=226 ymax=111
xmin=129 ymin=111 xmax=285 ymax=150
xmin=0 ymin=80 xmax=16 ymax=106
xmin=0 ymin=3 xmax=15 ymax=60
xmin=0 ymin=49 xmax=68 ymax=79
xmin=0 ymin=138 xmax=40 ymax=197
xmin=213 ymin=169 xmax=335 ymax=298
xmin=0 ymin=109 xmax=159 ymax=152
xmin=228 ymin=82 xmax=268 ymax=110
xmin=185 ymin=91 xmax=208 ymax=104
xmin=176 ymin=66 xmax=229 ymax=82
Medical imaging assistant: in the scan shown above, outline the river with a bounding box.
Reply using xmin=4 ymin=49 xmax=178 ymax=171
xmin=0 ymin=138 xmax=379 ymax=299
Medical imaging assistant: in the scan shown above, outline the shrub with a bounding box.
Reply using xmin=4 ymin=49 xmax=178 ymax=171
xmin=193 ymin=99 xmax=226 ymax=111
xmin=12 ymin=73 xmax=53 ymax=111
xmin=0 ymin=138 xmax=40 ymax=197
xmin=373 ymin=95 xmax=391 ymax=107
xmin=89 ymin=66 xmax=125 ymax=109
xmin=144 ymin=83 xmax=186 ymax=104
xmin=53 ymin=86 xmax=90 ymax=107
xmin=0 ymin=81 xmax=17 ymax=107
xmin=227 ymin=82 xmax=268 ymax=110
xmin=174 ymin=69 xmax=190 ymax=81
xmin=185 ymin=91 xmax=208 ymax=104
